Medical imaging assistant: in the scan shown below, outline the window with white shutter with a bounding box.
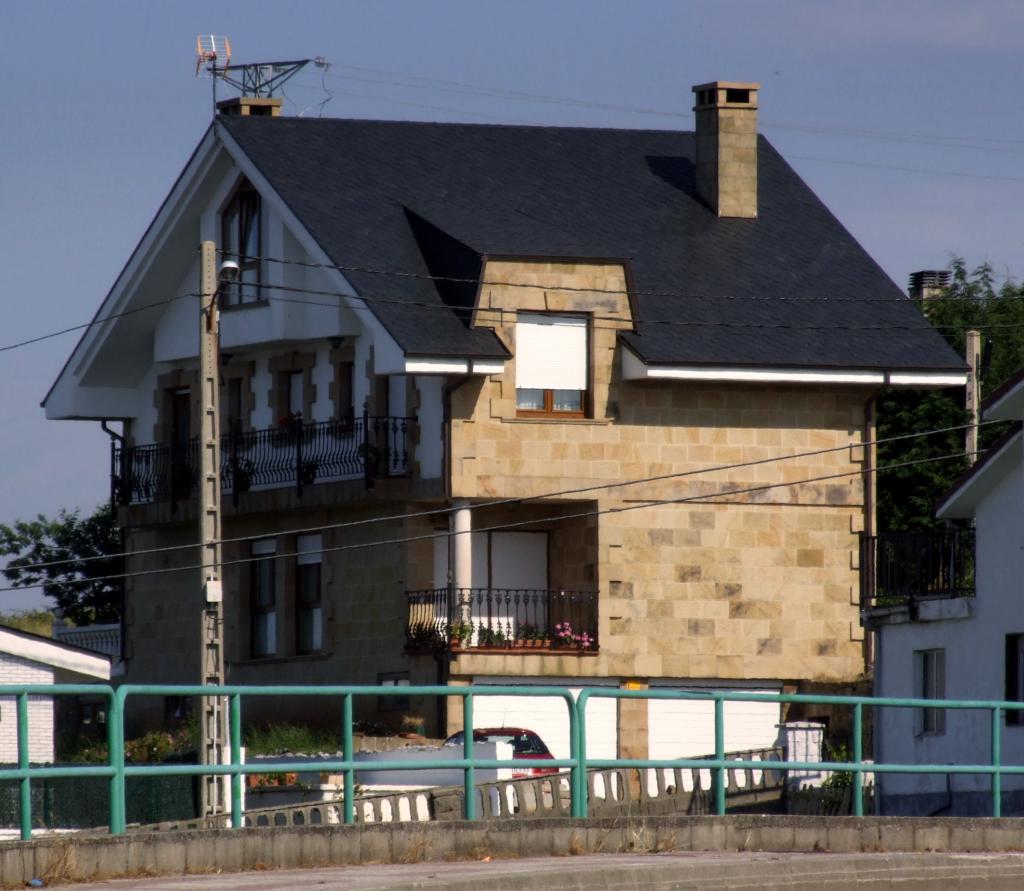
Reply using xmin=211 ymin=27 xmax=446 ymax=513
xmin=515 ymin=313 xmax=588 ymax=416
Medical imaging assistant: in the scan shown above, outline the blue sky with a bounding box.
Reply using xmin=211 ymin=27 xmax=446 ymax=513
xmin=2 ymin=0 xmax=1023 ymax=608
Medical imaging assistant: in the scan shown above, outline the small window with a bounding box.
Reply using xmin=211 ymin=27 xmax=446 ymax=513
xmin=378 ymin=673 xmax=411 ymax=712
xmin=1007 ymin=634 xmax=1024 ymax=726
xmin=221 ymin=183 xmax=261 ymax=305
xmin=295 ymin=534 xmax=323 ymax=654
xmin=916 ymin=648 xmax=946 ymax=735
xmin=250 ymin=539 xmax=277 ymax=657
xmin=515 ymin=313 xmax=587 ymax=418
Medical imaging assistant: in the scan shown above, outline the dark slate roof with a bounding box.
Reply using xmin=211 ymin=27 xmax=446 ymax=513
xmin=221 ymin=115 xmax=964 ymax=371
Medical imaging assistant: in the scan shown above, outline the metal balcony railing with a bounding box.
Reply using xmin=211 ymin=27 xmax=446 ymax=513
xmin=405 ymin=587 xmax=599 ymax=652
xmin=112 ymin=413 xmax=413 ymax=507
xmin=859 ymin=529 xmax=975 ymax=611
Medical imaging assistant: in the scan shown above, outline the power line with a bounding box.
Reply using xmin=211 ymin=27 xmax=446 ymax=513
xmin=0 ymin=447 xmax=975 ymax=595
xmin=0 ymin=293 xmax=198 ymax=355
xmin=788 ymin=154 xmax=1024 ymax=186
xmin=298 ymin=65 xmax=1024 ymax=155
xmin=7 ymin=414 xmax=991 ymax=580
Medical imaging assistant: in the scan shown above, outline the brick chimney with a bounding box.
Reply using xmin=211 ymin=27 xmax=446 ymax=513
xmin=692 ymin=81 xmax=759 ymax=218
xmin=908 ymin=269 xmax=951 ymax=302
xmin=216 ymin=97 xmax=283 ymax=117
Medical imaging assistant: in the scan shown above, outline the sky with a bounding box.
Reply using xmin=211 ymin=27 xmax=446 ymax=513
xmin=2 ymin=0 xmax=1023 ymax=609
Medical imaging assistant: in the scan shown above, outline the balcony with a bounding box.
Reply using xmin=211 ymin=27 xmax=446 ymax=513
xmin=405 ymin=588 xmax=599 ymax=654
xmin=112 ymin=415 xmax=413 ymax=507
xmin=860 ymin=529 xmax=975 ymax=619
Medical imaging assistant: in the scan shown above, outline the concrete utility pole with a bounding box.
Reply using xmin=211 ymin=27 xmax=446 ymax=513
xmin=965 ymin=329 xmax=981 ymax=465
xmin=198 ymin=240 xmax=227 ymax=816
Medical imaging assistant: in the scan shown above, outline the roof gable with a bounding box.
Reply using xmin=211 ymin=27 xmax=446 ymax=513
xmin=0 ymin=626 xmax=110 ymax=679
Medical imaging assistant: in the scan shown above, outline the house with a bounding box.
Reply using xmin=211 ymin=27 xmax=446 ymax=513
xmin=0 ymin=626 xmax=111 ymax=763
xmin=44 ymin=80 xmax=964 ymax=756
xmin=865 ymin=371 xmax=1024 ymax=816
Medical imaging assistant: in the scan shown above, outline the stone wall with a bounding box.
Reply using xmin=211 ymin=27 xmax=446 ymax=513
xmin=450 ymin=259 xmax=871 ymax=686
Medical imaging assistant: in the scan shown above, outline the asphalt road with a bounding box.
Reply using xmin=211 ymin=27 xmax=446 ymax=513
xmin=48 ymin=851 xmax=1024 ymax=889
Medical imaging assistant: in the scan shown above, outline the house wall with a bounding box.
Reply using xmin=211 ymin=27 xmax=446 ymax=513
xmin=875 ymin=458 xmax=1024 ymax=816
xmin=0 ymin=656 xmax=55 ymax=763
xmin=451 ymin=260 xmax=870 ymax=687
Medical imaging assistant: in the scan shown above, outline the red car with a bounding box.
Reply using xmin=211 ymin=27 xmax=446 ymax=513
xmin=444 ymin=727 xmax=557 ymax=777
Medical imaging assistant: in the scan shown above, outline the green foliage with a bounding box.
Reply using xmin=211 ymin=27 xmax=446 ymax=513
xmin=877 ymin=259 xmax=1024 ymax=532
xmin=0 ymin=503 xmax=123 ymax=624
xmin=0 ymin=609 xmax=53 ymax=637
xmin=244 ymin=722 xmax=340 ymax=755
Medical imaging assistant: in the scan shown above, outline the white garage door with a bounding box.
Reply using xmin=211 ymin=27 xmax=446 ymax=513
xmin=471 ymin=680 xmax=618 ymax=761
xmin=647 ymin=686 xmax=781 ymax=759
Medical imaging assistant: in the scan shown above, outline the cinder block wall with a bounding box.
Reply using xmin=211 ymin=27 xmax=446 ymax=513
xmin=0 ymin=654 xmax=54 ymax=762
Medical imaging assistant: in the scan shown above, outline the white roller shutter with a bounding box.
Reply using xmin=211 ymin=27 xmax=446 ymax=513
xmin=472 ymin=679 xmax=617 ymax=761
xmin=647 ymin=685 xmax=781 ymax=759
xmin=515 ymin=314 xmax=587 ymax=391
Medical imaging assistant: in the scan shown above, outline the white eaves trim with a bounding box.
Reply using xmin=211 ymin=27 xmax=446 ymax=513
xmin=405 ymin=358 xmax=507 ymax=375
xmin=936 ymin=428 xmax=1021 ymax=520
xmin=0 ymin=628 xmax=111 ymax=680
xmin=621 ymin=347 xmax=967 ymax=387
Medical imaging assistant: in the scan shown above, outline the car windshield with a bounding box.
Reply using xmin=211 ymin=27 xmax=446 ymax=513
xmin=445 ymin=730 xmax=549 ymax=756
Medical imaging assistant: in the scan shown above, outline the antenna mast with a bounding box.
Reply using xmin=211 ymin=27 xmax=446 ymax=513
xmin=196 ymin=36 xmax=311 ymax=114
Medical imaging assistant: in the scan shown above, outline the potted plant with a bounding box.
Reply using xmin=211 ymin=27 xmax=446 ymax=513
xmin=516 ymin=623 xmax=548 ymax=648
xmin=476 ymin=626 xmax=507 ymax=648
xmin=448 ymin=620 xmax=472 ymax=649
xmin=400 ymin=714 xmax=426 ymax=738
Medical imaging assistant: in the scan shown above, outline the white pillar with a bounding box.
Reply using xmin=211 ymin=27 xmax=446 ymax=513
xmin=452 ymin=500 xmax=473 ymax=592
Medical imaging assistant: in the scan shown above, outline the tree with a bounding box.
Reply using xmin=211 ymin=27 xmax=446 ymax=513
xmin=877 ymin=259 xmax=1024 ymax=532
xmin=0 ymin=503 xmax=123 ymax=625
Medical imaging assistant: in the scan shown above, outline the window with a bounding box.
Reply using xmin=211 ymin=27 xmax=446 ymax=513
xmin=1007 ymin=634 xmax=1024 ymax=726
xmin=378 ymin=673 xmax=411 ymax=712
xmin=221 ymin=183 xmax=261 ymax=305
xmin=295 ymin=534 xmax=323 ymax=654
xmin=916 ymin=648 xmax=946 ymax=735
xmin=515 ymin=313 xmax=587 ymax=417
xmin=250 ymin=539 xmax=277 ymax=657
xmin=337 ymin=361 xmax=354 ymax=420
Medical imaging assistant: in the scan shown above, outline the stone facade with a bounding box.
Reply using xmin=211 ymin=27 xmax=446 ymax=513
xmin=448 ymin=259 xmax=869 ymax=686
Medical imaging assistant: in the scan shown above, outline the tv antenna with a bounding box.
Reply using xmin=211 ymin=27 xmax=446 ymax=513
xmin=196 ymin=35 xmax=312 ymax=112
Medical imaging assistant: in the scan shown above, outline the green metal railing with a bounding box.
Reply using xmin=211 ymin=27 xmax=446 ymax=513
xmin=2 ymin=683 xmax=1024 ymax=842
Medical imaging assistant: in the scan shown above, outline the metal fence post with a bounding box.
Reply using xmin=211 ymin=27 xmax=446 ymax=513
xmin=571 ymin=692 xmax=586 ymax=818
xmin=463 ymin=692 xmax=476 ymax=820
xmin=230 ymin=694 xmax=242 ymax=829
xmin=852 ymin=702 xmax=864 ymax=817
xmin=714 ymin=696 xmax=726 ymax=816
xmin=992 ymin=706 xmax=1002 ymax=818
xmin=109 ymin=688 xmax=127 ymax=835
xmin=17 ymin=692 xmax=31 ymax=841
xmin=343 ymin=693 xmax=355 ymax=825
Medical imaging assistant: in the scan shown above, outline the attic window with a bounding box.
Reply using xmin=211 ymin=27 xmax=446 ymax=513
xmin=221 ymin=182 xmax=261 ymax=306
xmin=515 ymin=313 xmax=588 ymax=418
xmin=725 ymin=88 xmax=750 ymax=104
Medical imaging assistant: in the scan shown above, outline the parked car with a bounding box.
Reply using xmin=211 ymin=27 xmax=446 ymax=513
xmin=443 ymin=727 xmax=557 ymax=777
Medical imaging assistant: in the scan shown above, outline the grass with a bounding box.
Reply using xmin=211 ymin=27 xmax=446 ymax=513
xmin=0 ymin=609 xmax=53 ymax=637
xmin=244 ymin=723 xmax=341 ymax=755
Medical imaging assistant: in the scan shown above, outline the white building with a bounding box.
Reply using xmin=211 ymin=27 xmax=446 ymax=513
xmin=868 ymin=371 xmax=1024 ymax=815
xmin=0 ymin=627 xmax=111 ymax=763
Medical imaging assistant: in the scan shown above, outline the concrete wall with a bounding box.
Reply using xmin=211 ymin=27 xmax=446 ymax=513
xmin=875 ymin=458 xmax=1024 ymax=815
xmin=8 ymin=815 xmax=1024 ymax=886
xmin=0 ymin=655 xmax=54 ymax=763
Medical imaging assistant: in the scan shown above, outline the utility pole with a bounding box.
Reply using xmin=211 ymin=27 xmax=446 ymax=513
xmin=198 ymin=240 xmax=227 ymax=816
xmin=965 ymin=328 xmax=981 ymax=465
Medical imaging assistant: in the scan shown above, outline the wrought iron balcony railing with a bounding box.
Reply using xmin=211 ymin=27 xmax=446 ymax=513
xmin=112 ymin=414 xmax=413 ymax=507
xmin=406 ymin=588 xmax=599 ymax=653
xmin=859 ymin=529 xmax=975 ymax=612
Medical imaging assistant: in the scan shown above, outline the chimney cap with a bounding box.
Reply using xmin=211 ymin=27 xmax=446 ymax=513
xmin=692 ymin=81 xmax=759 ymax=110
xmin=216 ymin=96 xmax=284 ymax=117
xmin=909 ymin=270 xmax=951 ymax=291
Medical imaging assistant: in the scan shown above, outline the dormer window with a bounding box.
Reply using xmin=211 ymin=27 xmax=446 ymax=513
xmin=221 ymin=182 xmax=261 ymax=305
xmin=515 ymin=313 xmax=587 ymax=418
